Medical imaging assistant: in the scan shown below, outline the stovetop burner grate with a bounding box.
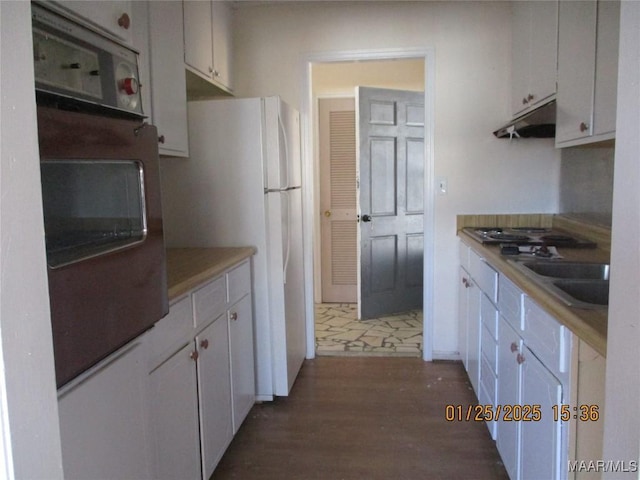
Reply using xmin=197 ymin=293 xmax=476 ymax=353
xmin=488 ymin=233 xmax=531 ymax=242
xmin=463 ymin=226 xmax=597 ymax=249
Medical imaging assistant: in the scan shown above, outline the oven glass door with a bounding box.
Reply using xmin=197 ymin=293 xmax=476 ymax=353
xmin=41 ymin=159 xmax=147 ymax=268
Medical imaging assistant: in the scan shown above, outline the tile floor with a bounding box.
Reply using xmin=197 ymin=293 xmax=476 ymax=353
xmin=315 ymin=303 xmax=423 ymax=356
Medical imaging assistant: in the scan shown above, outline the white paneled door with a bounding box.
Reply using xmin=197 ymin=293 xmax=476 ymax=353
xmin=319 ymin=97 xmax=358 ymax=303
xmin=357 ymin=87 xmax=424 ymax=319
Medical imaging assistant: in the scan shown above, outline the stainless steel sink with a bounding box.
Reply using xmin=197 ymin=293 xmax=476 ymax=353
xmin=508 ymin=259 xmax=610 ymax=308
xmin=519 ymin=261 xmax=610 ymax=280
xmin=552 ymin=279 xmax=609 ymax=306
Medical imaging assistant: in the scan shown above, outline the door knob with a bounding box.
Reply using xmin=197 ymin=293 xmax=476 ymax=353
xmin=117 ymin=13 xmax=131 ymax=30
xmin=361 ymin=214 xmax=372 ymax=222
xmin=324 ymin=210 xmax=331 ymax=217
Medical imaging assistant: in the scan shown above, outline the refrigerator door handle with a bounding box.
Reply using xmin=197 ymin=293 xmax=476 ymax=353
xmin=265 ymin=186 xmax=300 ymax=194
xmin=277 ymin=103 xmax=290 ymax=189
xmin=282 ymin=190 xmax=291 ymax=284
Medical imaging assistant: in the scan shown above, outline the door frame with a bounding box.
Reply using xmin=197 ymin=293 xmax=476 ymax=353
xmin=300 ymin=47 xmax=436 ymax=361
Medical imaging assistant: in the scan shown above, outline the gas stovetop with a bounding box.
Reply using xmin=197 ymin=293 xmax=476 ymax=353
xmin=463 ymin=227 xmax=597 ymax=248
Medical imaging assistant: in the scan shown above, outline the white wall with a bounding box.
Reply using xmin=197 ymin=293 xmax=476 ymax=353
xmin=602 ymin=1 xmax=640 ymax=472
xmin=233 ymin=1 xmax=560 ymax=356
xmin=312 ymin=58 xmax=425 ymax=96
xmin=0 ymin=1 xmax=64 ymax=477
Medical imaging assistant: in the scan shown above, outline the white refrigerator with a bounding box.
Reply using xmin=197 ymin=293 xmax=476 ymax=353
xmin=160 ymin=96 xmax=306 ymax=400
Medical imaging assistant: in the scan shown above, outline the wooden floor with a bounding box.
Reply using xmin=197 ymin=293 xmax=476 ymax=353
xmin=213 ymin=357 xmax=508 ymax=480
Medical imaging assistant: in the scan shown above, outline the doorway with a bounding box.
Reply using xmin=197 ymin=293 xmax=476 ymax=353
xmin=307 ymin=56 xmax=433 ymax=357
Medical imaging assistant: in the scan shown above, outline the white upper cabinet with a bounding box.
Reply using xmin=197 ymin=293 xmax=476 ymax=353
xmin=556 ymin=1 xmax=597 ymax=143
xmin=183 ymin=0 xmax=234 ymax=94
xmin=211 ymin=0 xmax=234 ymax=91
xmin=148 ymin=0 xmax=189 ymax=157
xmin=183 ymin=1 xmax=214 ymax=79
xmin=592 ymin=0 xmax=620 ymax=137
xmin=511 ymin=1 xmax=558 ymax=117
xmin=556 ymin=0 xmax=620 ymax=146
xmin=54 ymin=1 xmax=134 ymax=45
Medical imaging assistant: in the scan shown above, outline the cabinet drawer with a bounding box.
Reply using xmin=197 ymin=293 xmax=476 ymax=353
xmin=498 ymin=275 xmax=524 ymax=332
xmin=148 ymin=295 xmax=193 ymax=369
xmin=193 ymin=276 xmax=227 ymax=330
xmin=480 ymin=355 xmax=497 ymax=404
xmin=459 ymin=240 xmax=470 ymax=273
xmin=523 ymin=297 xmax=571 ymax=375
xmin=481 ymin=325 xmax=498 ymax=375
xmin=481 ymin=293 xmax=498 ymax=340
xmin=479 ymin=357 xmax=497 ymax=440
xmin=469 ymin=250 xmax=498 ymax=303
xmin=227 ymin=261 xmax=251 ymax=305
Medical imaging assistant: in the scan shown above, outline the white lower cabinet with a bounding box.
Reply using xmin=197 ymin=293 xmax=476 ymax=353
xmin=519 ymin=345 xmax=563 ymax=480
xmin=197 ymin=314 xmax=233 ymax=480
xmin=149 ymin=304 xmax=234 ymax=480
xmin=58 ymin=340 xmax=153 ymax=479
xmin=56 ymin=257 xmax=256 ymax=479
xmin=479 ymin=293 xmax=499 ymax=440
xmin=458 ymin=243 xmax=575 ymax=480
xmin=458 ymin=241 xmax=492 ymax=395
xmin=497 ymin=318 xmax=521 ymax=480
xmin=495 ymin=279 xmax=570 ymax=480
xmin=148 ymin=259 xmax=255 ymax=480
xmin=467 ymin=285 xmax=482 ymax=394
xmin=149 ymin=341 xmax=202 ymax=480
xmin=458 ymin=266 xmax=470 ymax=370
xmin=229 ymin=294 xmax=255 ymax=433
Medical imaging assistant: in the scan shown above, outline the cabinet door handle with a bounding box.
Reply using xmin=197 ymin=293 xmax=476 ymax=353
xmin=522 ymin=97 xmax=528 ymax=105
xmin=579 ymin=122 xmax=590 ymax=132
xmin=230 ymin=312 xmax=238 ymax=321
xmin=517 ymin=353 xmax=525 ymax=364
xmin=158 ymin=135 xmax=166 ymax=144
xmin=527 ymin=93 xmax=534 ymax=102
xmin=190 ymin=350 xmax=199 ymax=362
xmin=510 ymin=342 xmax=518 ymax=353
xmin=200 ymin=339 xmax=209 ymax=350
xmin=118 ymin=12 xmax=131 ymax=30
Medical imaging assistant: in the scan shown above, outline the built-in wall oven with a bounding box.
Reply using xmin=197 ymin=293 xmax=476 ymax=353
xmin=33 ymin=4 xmax=168 ymax=388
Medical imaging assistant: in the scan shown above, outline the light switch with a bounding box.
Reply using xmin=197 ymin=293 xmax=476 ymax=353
xmin=437 ymin=177 xmax=448 ymax=195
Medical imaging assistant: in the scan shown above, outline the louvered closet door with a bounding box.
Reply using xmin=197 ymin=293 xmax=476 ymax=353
xmin=319 ymin=98 xmax=357 ymax=303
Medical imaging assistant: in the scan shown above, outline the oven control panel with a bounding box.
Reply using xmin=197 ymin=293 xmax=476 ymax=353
xmin=32 ymin=4 xmax=143 ymax=117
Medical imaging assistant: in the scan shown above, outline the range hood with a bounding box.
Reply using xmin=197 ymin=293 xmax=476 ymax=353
xmin=493 ymin=99 xmax=556 ymax=138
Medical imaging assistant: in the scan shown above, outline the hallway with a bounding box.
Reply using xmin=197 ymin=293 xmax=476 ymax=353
xmin=212 ymin=357 xmax=508 ymax=479
xmin=315 ymin=303 xmax=423 ymax=356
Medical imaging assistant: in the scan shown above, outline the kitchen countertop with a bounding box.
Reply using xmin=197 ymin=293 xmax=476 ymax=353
xmin=166 ymin=247 xmax=256 ymax=301
xmin=458 ymin=229 xmax=608 ymax=358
